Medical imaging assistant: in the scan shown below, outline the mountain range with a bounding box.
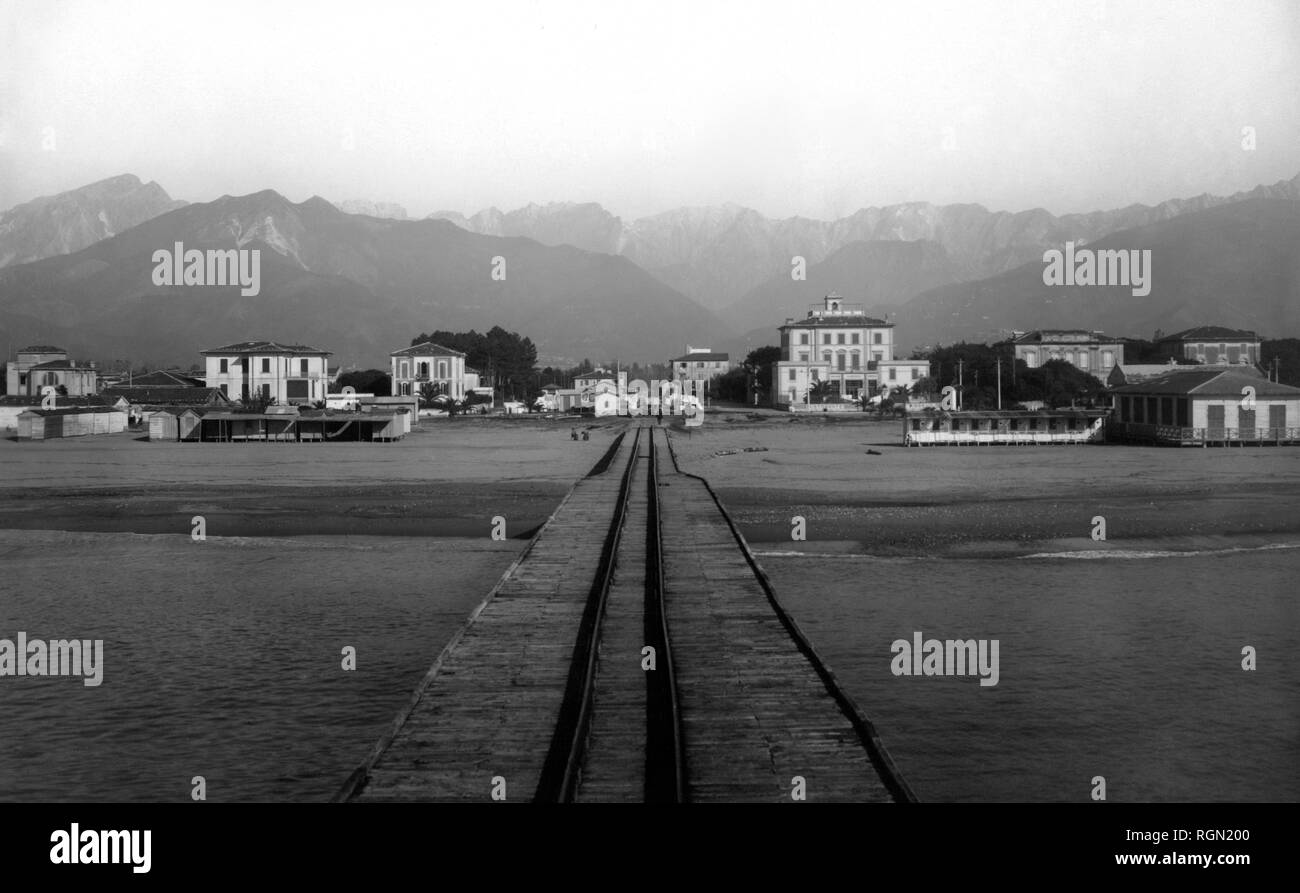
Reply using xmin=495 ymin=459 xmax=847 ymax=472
xmin=428 ymin=174 xmax=1300 ymax=317
xmin=1 ymin=172 xmax=1297 ymax=370
xmin=0 ymin=174 xmax=185 ymax=269
xmin=0 ymin=189 xmax=729 ymax=369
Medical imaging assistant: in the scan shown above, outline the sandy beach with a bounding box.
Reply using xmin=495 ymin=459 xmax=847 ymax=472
xmin=3 ymin=412 xmax=1297 ymax=802
xmin=666 ymin=410 xmax=1300 ymax=555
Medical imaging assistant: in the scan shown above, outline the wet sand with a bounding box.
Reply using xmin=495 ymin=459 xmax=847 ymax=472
xmin=0 ymin=419 xmax=625 ymax=539
xmin=666 ymin=412 xmax=1300 ymax=555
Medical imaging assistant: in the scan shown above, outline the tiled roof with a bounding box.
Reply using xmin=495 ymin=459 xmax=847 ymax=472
xmin=780 ymin=316 xmax=892 ymax=329
xmin=1159 ymin=326 xmax=1258 ymax=342
xmin=390 ymin=341 xmax=467 ymax=358
xmin=0 ymin=395 xmax=114 ymax=407
xmin=1010 ymin=330 xmax=1114 ymax=344
xmin=101 ymin=386 xmax=231 ymax=405
xmin=910 ymin=408 xmax=1110 ymax=419
xmin=19 ymin=406 xmax=124 ymax=417
xmin=29 ymin=359 xmax=92 ymax=370
xmin=201 ymin=341 xmax=331 ymax=356
xmin=1111 ymin=369 xmax=1299 ymax=397
xmin=124 ymin=370 xmax=205 ymax=387
xmin=670 ymin=352 xmax=730 ymax=363
xmin=18 ymin=345 xmax=64 ymax=354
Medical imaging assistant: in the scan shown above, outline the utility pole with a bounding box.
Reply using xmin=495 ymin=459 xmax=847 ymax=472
xmin=997 ymin=358 xmax=1002 ymax=410
xmin=957 ymin=358 xmax=964 ymax=410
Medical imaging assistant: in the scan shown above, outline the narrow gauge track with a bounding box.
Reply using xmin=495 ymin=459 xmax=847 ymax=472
xmin=339 ymin=422 xmax=912 ymax=804
xmin=538 ymin=425 xmax=684 ymax=802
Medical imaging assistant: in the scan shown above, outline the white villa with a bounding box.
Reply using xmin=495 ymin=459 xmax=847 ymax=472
xmin=390 ymin=342 xmax=468 ymax=400
xmin=201 ymin=340 xmax=332 ymax=405
xmin=773 ymin=293 xmax=896 ymax=407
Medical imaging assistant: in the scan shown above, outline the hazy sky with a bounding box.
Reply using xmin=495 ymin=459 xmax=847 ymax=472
xmin=1 ymin=0 xmax=1297 ymax=220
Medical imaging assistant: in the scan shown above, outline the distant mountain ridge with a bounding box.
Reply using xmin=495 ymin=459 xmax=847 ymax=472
xmin=334 ymin=199 xmax=409 ymax=220
xmin=0 ymin=190 xmax=732 ymax=369
xmin=892 ymin=197 xmax=1300 ymax=351
xmin=0 ymin=174 xmax=186 ymax=268
xmin=429 ymin=174 xmax=1300 ymax=311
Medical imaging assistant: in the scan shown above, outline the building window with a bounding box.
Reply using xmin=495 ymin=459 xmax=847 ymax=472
xmin=851 ymin=352 xmax=860 ymax=370
xmin=837 ymin=333 xmax=846 ymax=345
xmin=1102 ymin=350 xmax=1113 ymax=367
xmin=788 ymin=369 xmax=796 ymax=381
xmin=1078 ymin=353 xmax=1089 ymax=369
xmin=261 ymin=358 xmax=270 ymax=374
xmin=823 ymin=333 xmax=831 ymax=344
xmin=438 ymin=361 xmax=448 ymax=379
xmin=889 ymin=368 xmax=897 ymax=381
xmin=799 ymin=333 xmax=808 ymax=345
xmin=822 ymin=352 xmax=831 ymax=363
xmin=851 ymin=333 xmax=861 ymax=345
xmin=220 ymin=359 xmax=228 ymax=373
xmin=300 ymin=358 xmax=309 ymax=376
xmin=873 ymin=333 xmax=882 ymax=344
xmin=911 ymin=368 xmax=920 ymax=380
xmin=798 ymin=352 xmax=808 ymax=362
xmin=418 ymin=362 xmax=429 ymax=377
xmin=1024 ymin=350 xmax=1038 ymax=368
xmin=837 ymin=353 xmax=846 ymax=371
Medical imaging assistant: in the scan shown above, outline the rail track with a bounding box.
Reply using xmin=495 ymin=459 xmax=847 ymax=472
xmin=339 ymin=422 xmax=913 ymax=803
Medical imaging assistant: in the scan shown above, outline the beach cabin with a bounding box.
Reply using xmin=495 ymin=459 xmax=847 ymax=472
xmin=904 ymin=408 xmax=1109 ymax=446
xmin=1108 ymin=369 xmax=1300 ymax=445
xmin=148 ymin=407 xmax=207 ymax=441
xmin=193 ymin=408 xmax=404 ymax=442
xmin=16 ymin=406 xmax=128 ymax=440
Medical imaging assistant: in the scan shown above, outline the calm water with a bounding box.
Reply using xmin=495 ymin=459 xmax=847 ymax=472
xmin=0 ymin=531 xmax=517 ymax=802
xmin=4 ymin=527 xmax=1297 ymax=802
xmin=763 ymin=544 xmax=1300 ymax=802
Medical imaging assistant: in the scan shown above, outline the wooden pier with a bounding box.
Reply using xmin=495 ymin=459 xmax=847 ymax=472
xmin=338 ymin=424 xmax=913 ymax=803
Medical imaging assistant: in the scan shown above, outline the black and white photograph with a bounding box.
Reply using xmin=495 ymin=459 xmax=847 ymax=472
xmin=0 ymin=0 xmax=1295 ymax=875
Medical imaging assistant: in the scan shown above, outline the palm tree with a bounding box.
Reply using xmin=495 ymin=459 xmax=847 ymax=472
xmin=810 ymin=380 xmax=835 ymax=404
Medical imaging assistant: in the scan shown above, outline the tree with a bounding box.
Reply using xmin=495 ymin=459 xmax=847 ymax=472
xmin=911 ymin=375 xmax=938 ymax=399
xmin=1262 ymin=338 xmax=1300 ymax=386
xmin=809 ymin=380 xmax=835 ymax=404
xmin=411 ymin=326 xmax=539 ymax=399
xmin=710 ymin=367 xmax=749 ymax=403
xmin=337 ymin=369 xmax=391 ymax=396
xmin=418 ymin=382 xmax=444 ymax=407
xmin=742 ymin=346 xmax=782 ymax=405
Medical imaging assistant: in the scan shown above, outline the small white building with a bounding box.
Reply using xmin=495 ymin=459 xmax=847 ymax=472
xmin=877 ymin=359 xmax=931 ymax=393
xmin=390 ymin=342 xmax=467 ymax=400
xmin=670 ymin=348 xmax=732 ymax=382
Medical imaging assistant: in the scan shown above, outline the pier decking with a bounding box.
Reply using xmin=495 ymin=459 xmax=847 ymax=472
xmin=338 ymin=424 xmax=912 ymax=803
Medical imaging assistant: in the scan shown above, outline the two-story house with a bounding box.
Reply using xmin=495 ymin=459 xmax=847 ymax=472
xmin=390 ymin=342 xmax=467 ymax=400
xmin=1006 ymin=330 xmax=1123 ymax=377
xmin=201 ymin=340 xmax=332 ymax=405
xmin=773 ymin=294 xmax=895 ymax=407
xmin=670 ymin=347 xmax=732 ymax=382
xmin=6 ymin=346 xmax=99 ymax=396
xmin=1155 ymin=326 xmax=1260 ymax=366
